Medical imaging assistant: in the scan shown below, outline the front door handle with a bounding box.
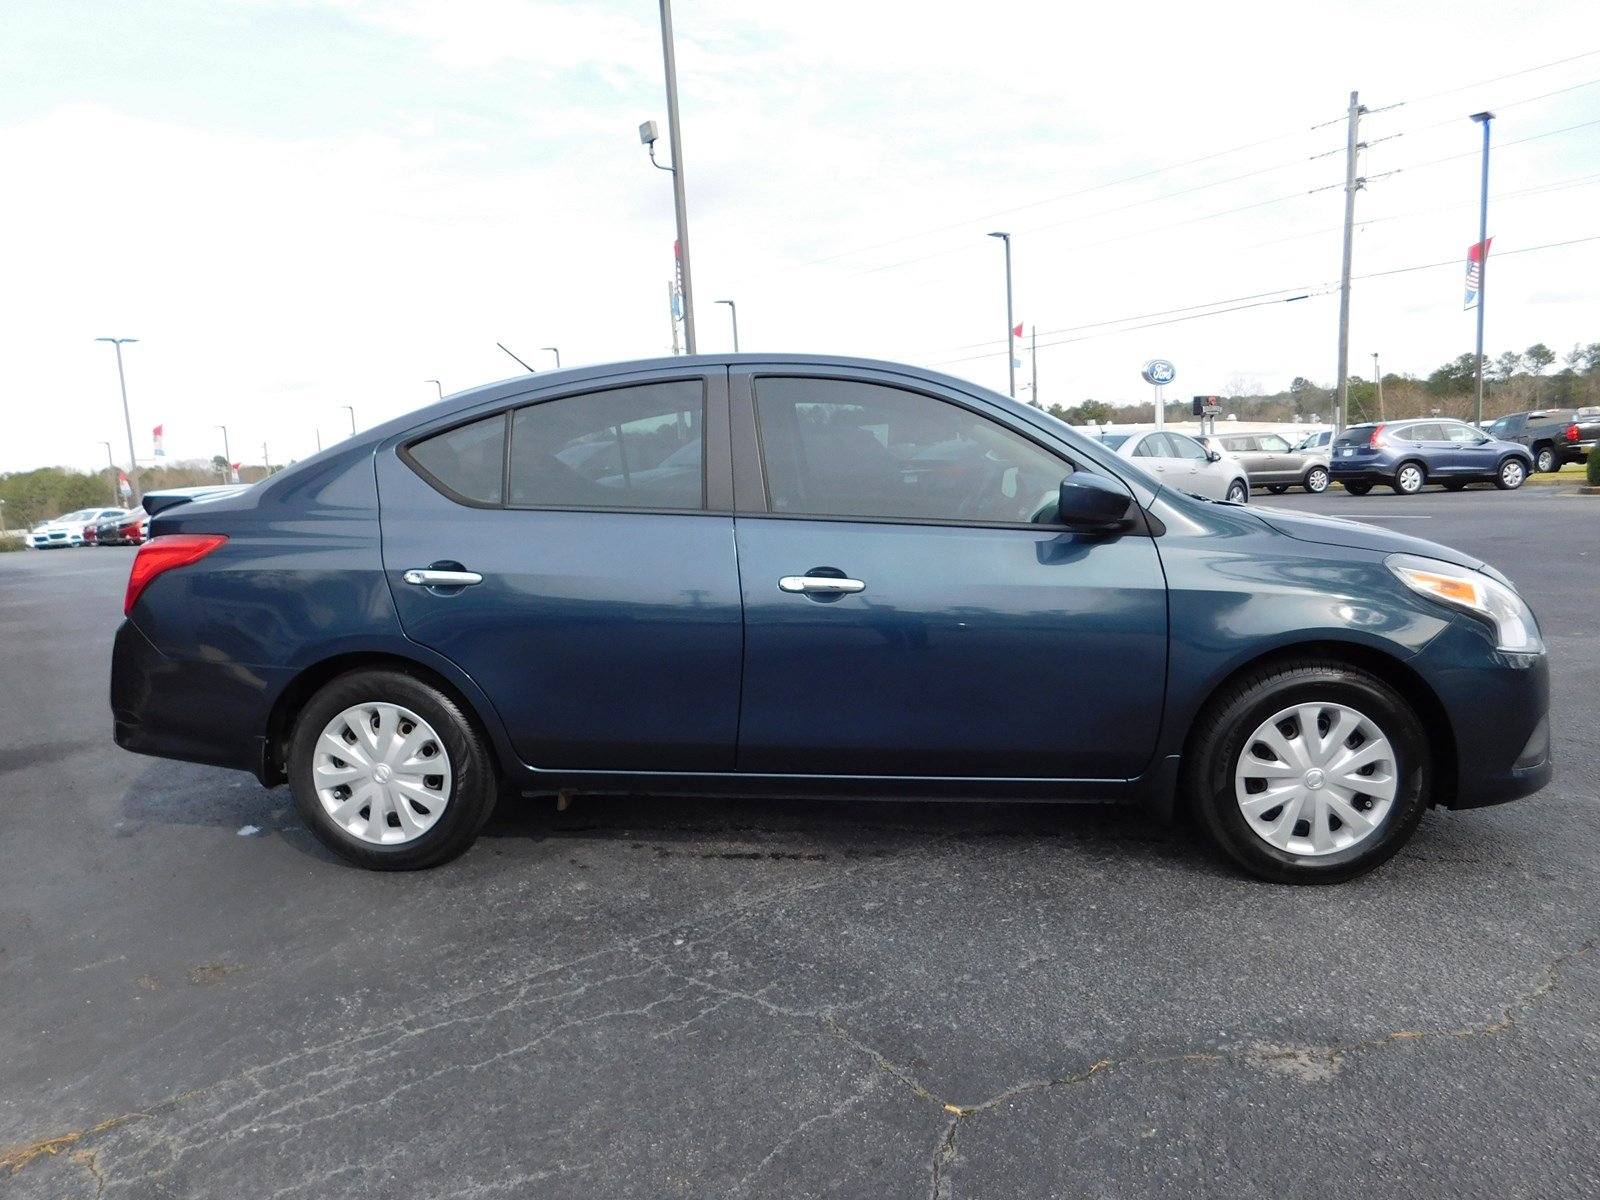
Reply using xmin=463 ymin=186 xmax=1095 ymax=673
xmin=403 ymin=568 xmax=484 ymax=587
xmin=778 ymin=576 xmax=866 ymax=595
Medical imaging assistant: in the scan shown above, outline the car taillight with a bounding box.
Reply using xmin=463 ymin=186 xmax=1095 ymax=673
xmin=125 ymin=534 xmax=228 ymax=615
xmin=1567 ymin=424 xmax=1580 ymax=442
xmin=1369 ymin=423 xmax=1387 ymax=448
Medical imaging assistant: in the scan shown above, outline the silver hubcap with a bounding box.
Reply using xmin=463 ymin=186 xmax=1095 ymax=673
xmin=1228 ymin=482 xmax=1247 ymax=502
xmin=313 ymin=703 xmax=452 ymax=845
xmin=1399 ymin=466 xmax=1422 ymax=491
xmin=1234 ymin=702 xmax=1398 ymax=857
xmin=1503 ymin=462 xmax=1523 ymax=486
xmin=1307 ymin=469 xmax=1328 ymax=492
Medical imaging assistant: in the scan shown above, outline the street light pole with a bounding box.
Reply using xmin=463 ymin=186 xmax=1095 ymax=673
xmin=340 ymin=405 xmax=356 ymax=436
xmin=425 ymin=379 xmax=443 ymax=401
xmin=1471 ymin=111 xmax=1495 ymax=430
xmin=1371 ymin=352 xmax=1384 ymax=420
xmin=715 ymin=300 xmax=739 ymax=351
xmin=657 ymin=0 xmax=696 ymax=354
xmin=215 ymin=425 xmax=232 ymax=482
xmin=988 ymin=232 xmax=1015 ymax=398
xmin=96 ymin=440 xmax=117 ymax=503
xmin=542 ymin=347 xmax=561 ymax=368
xmin=95 ymin=337 xmax=141 ymax=504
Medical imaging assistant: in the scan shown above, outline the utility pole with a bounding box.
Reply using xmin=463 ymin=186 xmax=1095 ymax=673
xmin=658 ymin=0 xmax=696 ymax=354
xmin=988 ymin=232 xmax=1015 ymax=398
xmin=1471 ymin=111 xmax=1495 ymax=429
xmin=215 ymin=425 xmax=232 ymax=482
xmin=262 ymin=443 xmax=271 ymax=475
xmin=668 ymin=281 xmax=681 ymax=355
xmin=1334 ymin=91 xmax=1365 ymax=437
xmin=95 ymin=337 xmax=142 ymax=503
xmin=1030 ymin=326 xmax=1038 ymax=406
xmin=97 ymin=441 xmax=117 ymax=503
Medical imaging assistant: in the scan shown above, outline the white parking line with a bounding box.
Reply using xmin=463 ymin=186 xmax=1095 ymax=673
xmin=1346 ymin=514 xmax=1433 ymax=520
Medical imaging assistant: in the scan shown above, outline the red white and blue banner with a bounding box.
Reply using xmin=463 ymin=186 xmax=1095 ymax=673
xmin=1464 ymin=239 xmax=1492 ymax=310
xmin=152 ymin=424 xmax=166 ymax=457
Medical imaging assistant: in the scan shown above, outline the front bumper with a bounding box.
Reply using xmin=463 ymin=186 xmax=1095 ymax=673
xmin=1415 ymin=617 xmax=1552 ymax=809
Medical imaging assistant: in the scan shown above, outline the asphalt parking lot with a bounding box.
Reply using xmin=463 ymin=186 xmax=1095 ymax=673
xmin=3 ymin=483 xmax=1597 ymax=1199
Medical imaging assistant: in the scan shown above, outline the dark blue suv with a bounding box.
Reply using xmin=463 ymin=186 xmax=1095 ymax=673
xmin=1330 ymin=418 xmax=1534 ymax=495
xmin=111 ymin=356 xmax=1551 ymax=883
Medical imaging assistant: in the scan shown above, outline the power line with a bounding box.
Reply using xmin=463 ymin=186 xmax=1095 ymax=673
xmin=1384 ymin=48 xmax=1600 ymax=111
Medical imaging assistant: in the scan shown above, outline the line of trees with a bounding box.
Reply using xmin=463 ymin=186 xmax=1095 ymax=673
xmin=0 ymin=459 xmax=282 ymax=533
xmin=1047 ymin=341 xmax=1600 ymax=427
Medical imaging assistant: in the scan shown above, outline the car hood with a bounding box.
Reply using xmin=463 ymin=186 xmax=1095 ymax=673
xmin=1247 ymin=505 xmax=1486 ymax=571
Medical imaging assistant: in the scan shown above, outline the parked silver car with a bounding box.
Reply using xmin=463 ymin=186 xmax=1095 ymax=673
xmin=1095 ymin=430 xmax=1250 ymax=502
xmin=1214 ymin=432 xmax=1330 ymax=494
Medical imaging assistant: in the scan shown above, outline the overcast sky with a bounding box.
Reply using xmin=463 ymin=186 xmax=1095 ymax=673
xmin=3 ymin=0 xmax=1597 ymax=474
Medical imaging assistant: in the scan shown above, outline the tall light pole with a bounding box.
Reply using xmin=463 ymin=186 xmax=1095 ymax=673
xmin=1371 ymin=352 xmax=1384 ymax=420
xmin=94 ymin=337 xmax=141 ymax=503
xmin=96 ymin=441 xmax=117 ymax=503
xmin=641 ymin=0 xmax=697 ymax=354
xmin=1333 ymin=91 xmax=1365 ymax=437
xmin=340 ymin=405 xmax=356 ymax=436
xmin=715 ymin=300 xmax=739 ymax=351
xmin=215 ymin=425 xmax=232 ymax=482
xmin=542 ymin=347 xmax=561 ymax=368
xmin=426 ymin=379 xmax=443 ymax=400
xmin=1470 ymin=111 xmax=1495 ymax=430
xmin=988 ymin=232 xmax=1015 ymax=398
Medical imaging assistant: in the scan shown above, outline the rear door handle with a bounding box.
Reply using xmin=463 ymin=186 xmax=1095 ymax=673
xmin=778 ymin=576 xmax=866 ymax=595
xmin=403 ymin=569 xmax=484 ymax=587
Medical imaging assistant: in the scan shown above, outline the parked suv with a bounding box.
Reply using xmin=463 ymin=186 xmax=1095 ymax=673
xmin=1483 ymin=408 xmax=1600 ymax=473
xmin=1213 ymin=431 xmax=1330 ymax=494
xmin=1330 ymin=419 xmax=1533 ymax=495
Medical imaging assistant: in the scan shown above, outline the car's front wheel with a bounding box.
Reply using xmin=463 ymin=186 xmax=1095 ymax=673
xmin=1184 ymin=660 xmax=1430 ymax=883
xmin=288 ymin=669 xmax=497 ymax=869
xmin=1225 ymin=479 xmax=1250 ymax=504
xmin=1495 ymin=458 xmax=1527 ymax=490
xmin=1303 ymin=465 xmax=1330 ymax=493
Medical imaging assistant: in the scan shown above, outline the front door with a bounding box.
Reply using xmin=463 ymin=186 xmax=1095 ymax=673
xmin=732 ymin=370 xmax=1168 ymax=780
xmin=377 ymin=370 xmax=744 ymax=772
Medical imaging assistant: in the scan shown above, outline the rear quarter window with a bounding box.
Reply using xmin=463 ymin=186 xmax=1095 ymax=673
xmin=404 ymin=413 xmax=508 ymax=505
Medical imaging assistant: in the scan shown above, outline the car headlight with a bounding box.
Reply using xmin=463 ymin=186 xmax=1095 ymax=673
xmin=1386 ymin=553 xmax=1544 ymax=653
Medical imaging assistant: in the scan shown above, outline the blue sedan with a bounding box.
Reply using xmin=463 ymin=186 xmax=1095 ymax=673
xmin=111 ymin=356 xmax=1551 ymax=882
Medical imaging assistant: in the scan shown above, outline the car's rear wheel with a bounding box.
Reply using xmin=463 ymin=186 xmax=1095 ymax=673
xmin=1226 ymin=479 xmax=1250 ymax=503
xmin=1534 ymin=445 xmax=1557 ymax=473
xmin=1342 ymin=481 xmax=1372 ymax=495
xmin=1184 ymin=661 xmax=1430 ymax=883
xmin=1441 ymin=482 xmax=1467 ymax=491
xmin=1392 ymin=462 xmax=1426 ymax=495
xmin=1495 ymin=458 xmax=1527 ymax=490
xmin=288 ymin=669 xmax=497 ymax=869
xmin=1303 ymin=466 xmax=1330 ymax=493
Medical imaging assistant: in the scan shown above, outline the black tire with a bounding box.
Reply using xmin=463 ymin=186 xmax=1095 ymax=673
xmin=1391 ymin=461 xmax=1426 ymax=495
xmin=1494 ymin=457 xmax=1528 ymax=491
xmin=1303 ymin=466 xmax=1330 ymax=494
xmin=1183 ymin=660 xmax=1430 ymax=884
xmin=1267 ymin=484 xmax=1290 ymax=494
xmin=1225 ymin=479 xmax=1250 ymax=504
xmin=1342 ymin=481 xmax=1372 ymax=495
xmin=1441 ymin=482 xmax=1468 ymax=491
xmin=1534 ymin=445 xmax=1557 ymax=474
xmin=288 ymin=668 xmax=498 ymax=870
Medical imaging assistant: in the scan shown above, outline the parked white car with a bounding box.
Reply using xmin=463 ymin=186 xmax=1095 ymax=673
xmin=1093 ymin=430 xmax=1250 ymax=502
xmin=26 ymin=507 xmax=127 ymax=549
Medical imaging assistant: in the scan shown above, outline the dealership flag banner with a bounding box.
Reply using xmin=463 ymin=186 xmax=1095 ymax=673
xmin=1464 ymin=238 xmax=1492 ymax=310
xmin=118 ymin=473 xmax=131 ymax=498
xmin=230 ymin=462 xmax=241 ymax=484
xmin=152 ymin=424 xmax=166 ymax=457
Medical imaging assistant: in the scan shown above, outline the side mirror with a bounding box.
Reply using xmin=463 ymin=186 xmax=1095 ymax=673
xmin=1056 ymin=474 xmax=1136 ymax=534
xmin=1207 ymin=450 xmax=1223 ymax=463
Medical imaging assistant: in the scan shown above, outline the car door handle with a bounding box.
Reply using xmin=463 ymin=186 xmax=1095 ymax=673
xmin=778 ymin=576 xmax=866 ymax=595
xmin=403 ymin=568 xmax=484 ymax=587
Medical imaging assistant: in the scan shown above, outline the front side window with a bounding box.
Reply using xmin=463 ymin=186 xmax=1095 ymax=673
xmin=754 ymin=377 xmax=1070 ymax=524
xmin=1444 ymin=424 xmax=1486 ymax=445
xmin=1259 ymin=435 xmax=1293 ymax=453
xmin=509 ymin=379 xmax=703 ymax=510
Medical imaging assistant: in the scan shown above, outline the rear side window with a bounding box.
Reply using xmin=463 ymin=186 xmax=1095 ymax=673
xmin=509 ymin=380 xmax=704 ymax=510
xmin=405 ymin=414 xmax=507 ymax=505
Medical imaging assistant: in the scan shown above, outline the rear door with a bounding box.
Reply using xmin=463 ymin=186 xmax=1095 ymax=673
xmin=376 ymin=369 xmax=744 ymax=772
xmin=730 ymin=368 xmax=1167 ymax=780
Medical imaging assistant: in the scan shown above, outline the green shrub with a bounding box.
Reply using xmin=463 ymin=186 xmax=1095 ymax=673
xmin=1589 ymin=451 xmax=1600 ymax=487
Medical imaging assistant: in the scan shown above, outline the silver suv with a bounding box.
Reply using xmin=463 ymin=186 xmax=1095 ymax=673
xmin=1215 ymin=432 xmax=1330 ymax=494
